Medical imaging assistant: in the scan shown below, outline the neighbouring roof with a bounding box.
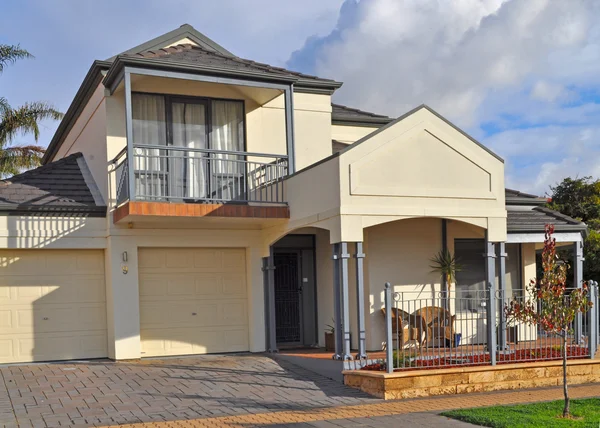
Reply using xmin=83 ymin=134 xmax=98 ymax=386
xmin=0 ymin=153 xmax=106 ymax=216
xmin=331 ymin=103 xmax=393 ymax=127
xmin=507 ymin=206 xmax=586 ymax=234
xmin=119 ymin=43 xmax=342 ymax=91
xmin=505 ymin=188 xmax=548 ymax=206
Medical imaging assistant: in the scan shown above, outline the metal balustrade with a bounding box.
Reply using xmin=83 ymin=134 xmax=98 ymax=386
xmin=383 ymin=284 xmax=598 ymax=373
xmin=113 ymin=145 xmax=288 ymax=205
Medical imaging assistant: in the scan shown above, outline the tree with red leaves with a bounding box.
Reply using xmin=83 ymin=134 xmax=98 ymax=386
xmin=505 ymin=224 xmax=593 ymax=418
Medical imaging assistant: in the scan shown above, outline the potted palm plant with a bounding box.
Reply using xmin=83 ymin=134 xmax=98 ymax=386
xmin=430 ymin=249 xmax=462 ymax=346
xmin=430 ymin=249 xmax=462 ymax=301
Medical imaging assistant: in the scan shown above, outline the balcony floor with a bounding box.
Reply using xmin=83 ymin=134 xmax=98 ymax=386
xmin=113 ymin=201 xmax=289 ymax=225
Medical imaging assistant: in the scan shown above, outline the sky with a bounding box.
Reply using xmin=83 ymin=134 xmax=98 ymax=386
xmin=2 ymin=0 xmax=600 ymax=195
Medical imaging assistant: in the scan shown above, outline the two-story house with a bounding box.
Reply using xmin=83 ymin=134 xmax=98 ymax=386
xmin=0 ymin=25 xmax=587 ymax=364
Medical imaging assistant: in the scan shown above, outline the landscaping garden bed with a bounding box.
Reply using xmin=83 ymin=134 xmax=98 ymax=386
xmin=361 ymin=346 xmax=589 ymax=372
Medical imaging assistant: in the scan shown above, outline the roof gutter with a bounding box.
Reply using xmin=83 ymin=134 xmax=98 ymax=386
xmin=0 ymin=204 xmax=107 ymax=217
xmin=42 ymin=60 xmax=112 ymax=164
xmin=332 ymin=117 xmax=394 ymax=127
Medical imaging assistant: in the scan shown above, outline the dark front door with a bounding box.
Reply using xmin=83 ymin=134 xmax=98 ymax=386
xmin=274 ymin=252 xmax=302 ymax=344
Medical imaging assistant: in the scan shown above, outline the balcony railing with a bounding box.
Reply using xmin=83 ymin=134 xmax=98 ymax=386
xmin=114 ymin=145 xmax=288 ymax=206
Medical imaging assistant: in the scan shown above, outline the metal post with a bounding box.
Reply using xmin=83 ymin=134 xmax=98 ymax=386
xmin=332 ymin=243 xmax=342 ymax=360
xmin=589 ymin=282 xmax=597 ymax=359
xmin=441 ymin=219 xmax=448 ymax=309
xmin=355 ymin=242 xmax=367 ymax=359
xmin=385 ymin=283 xmax=394 ymax=373
xmin=340 ymin=242 xmax=353 ymax=360
xmin=497 ymin=242 xmax=507 ymax=350
xmin=485 ymin=237 xmax=497 ymax=365
xmin=574 ymin=240 xmax=584 ymax=343
xmin=123 ymin=70 xmax=136 ymax=201
xmin=283 ymin=85 xmax=296 ymax=174
xmin=264 ymin=249 xmax=278 ymax=353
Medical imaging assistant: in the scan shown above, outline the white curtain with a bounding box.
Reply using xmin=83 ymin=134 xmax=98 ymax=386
xmin=211 ymin=101 xmax=244 ymax=199
xmin=171 ymin=102 xmax=207 ymax=199
xmin=132 ymin=94 xmax=166 ymax=198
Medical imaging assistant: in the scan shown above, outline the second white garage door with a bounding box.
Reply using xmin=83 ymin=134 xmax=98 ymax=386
xmin=139 ymin=248 xmax=249 ymax=357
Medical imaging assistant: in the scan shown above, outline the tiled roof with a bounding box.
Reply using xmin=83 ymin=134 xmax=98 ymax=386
xmin=507 ymin=206 xmax=586 ymax=233
xmin=505 ymin=188 xmax=548 ymax=205
xmin=331 ymin=103 xmax=393 ymax=126
xmin=127 ymin=44 xmax=342 ymax=88
xmin=0 ymin=153 xmax=106 ymax=216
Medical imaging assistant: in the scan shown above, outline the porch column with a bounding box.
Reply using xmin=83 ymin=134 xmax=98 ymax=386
xmin=332 ymin=244 xmax=342 ymax=359
xmin=123 ymin=70 xmax=136 ymax=200
xmin=497 ymin=242 xmax=508 ymax=350
xmin=263 ymin=249 xmax=278 ymax=353
xmin=574 ymin=240 xmax=584 ymax=343
xmin=340 ymin=242 xmax=353 ymax=360
xmin=484 ymin=236 xmax=497 ymax=365
xmin=355 ymin=242 xmax=367 ymax=359
xmin=283 ymin=85 xmax=296 ymax=174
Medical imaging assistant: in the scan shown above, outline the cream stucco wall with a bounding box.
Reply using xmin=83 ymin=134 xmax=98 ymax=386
xmin=53 ymin=83 xmax=109 ymax=200
xmin=331 ymin=124 xmax=378 ymax=144
xmin=0 ymin=216 xmax=106 ymax=250
xmin=284 ymin=106 xmax=507 ymax=245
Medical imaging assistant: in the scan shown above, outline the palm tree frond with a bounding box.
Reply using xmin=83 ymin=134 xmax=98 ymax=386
xmin=0 ymin=102 xmax=63 ymax=145
xmin=0 ymin=145 xmax=45 ymax=177
xmin=0 ymin=44 xmax=33 ymax=73
xmin=0 ymin=97 xmax=9 ymax=115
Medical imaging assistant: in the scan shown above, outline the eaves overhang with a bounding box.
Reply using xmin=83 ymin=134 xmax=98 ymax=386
xmin=103 ymin=56 xmax=343 ymax=96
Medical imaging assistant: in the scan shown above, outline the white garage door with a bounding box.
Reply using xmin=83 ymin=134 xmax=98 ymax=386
xmin=139 ymin=248 xmax=249 ymax=357
xmin=0 ymin=250 xmax=107 ymax=364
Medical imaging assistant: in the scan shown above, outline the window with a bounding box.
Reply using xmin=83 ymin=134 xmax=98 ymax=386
xmin=454 ymin=239 xmax=486 ymax=313
xmin=131 ymin=93 xmax=245 ymax=200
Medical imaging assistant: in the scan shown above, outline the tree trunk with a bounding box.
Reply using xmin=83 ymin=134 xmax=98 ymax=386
xmin=562 ymin=332 xmax=570 ymax=417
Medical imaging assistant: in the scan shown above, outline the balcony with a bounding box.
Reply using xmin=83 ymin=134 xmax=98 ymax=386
xmin=112 ymin=145 xmax=289 ymax=223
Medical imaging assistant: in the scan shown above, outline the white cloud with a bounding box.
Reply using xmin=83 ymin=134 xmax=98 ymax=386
xmin=288 ymin=0 xmax=600 ymax=194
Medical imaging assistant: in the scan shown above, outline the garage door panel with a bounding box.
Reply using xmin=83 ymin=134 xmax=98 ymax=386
xmin=0 ymin=252 xmax=45 ymax=275
xmin=193 ymin=249 xmax=221 ymax=270
xmin=2 ymin=276 xmax=105 ymax=304
xmin=6 ymin=303 xmax=106 ymax=334
xmin=222 ymin=250 xmax=246 ymax=272
xmin=0 ymin=250 xmax=107 ymax=363
xmin=222 ymin=274 xmax=246 ymax=295
xmin=166 ymin=249 xmax=195 ymax=269
xmin=139 ymin=247 xmax=249 ymax=357
xmin=138 ymin=249 xmax=166 ymax=269
xmin=140 ymin=327 xmax=249 ymax=357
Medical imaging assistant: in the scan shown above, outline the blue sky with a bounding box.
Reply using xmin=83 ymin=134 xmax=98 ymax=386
xmin=2 ymin=0 xmax=600 ymax=195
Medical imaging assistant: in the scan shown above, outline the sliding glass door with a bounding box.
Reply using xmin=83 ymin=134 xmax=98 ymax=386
xmin=170 ymin=99 xmax=209 ymax=199
xmin=131 ymin=93 xmax=245 ymax=201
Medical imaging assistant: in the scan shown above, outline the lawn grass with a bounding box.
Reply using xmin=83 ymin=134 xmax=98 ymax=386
xmin=441 ymin=398 xmax=600 ymax=427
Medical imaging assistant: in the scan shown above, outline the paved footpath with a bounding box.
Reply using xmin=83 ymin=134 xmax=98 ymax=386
xmin=0 ymin=354 xmax=598 ymax=427
xmin=98 ymin=382 xmax=600 ymax=427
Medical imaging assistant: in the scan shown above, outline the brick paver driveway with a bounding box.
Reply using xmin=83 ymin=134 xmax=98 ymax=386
xmin=0 ymin=354 xmax=378 ymax=427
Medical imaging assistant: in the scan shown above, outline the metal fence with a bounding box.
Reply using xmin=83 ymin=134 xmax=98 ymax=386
xmin=383 ymin=282 xmax=599 ymax=373
xmin=114 ymin=145 xmax=288 ymax=205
